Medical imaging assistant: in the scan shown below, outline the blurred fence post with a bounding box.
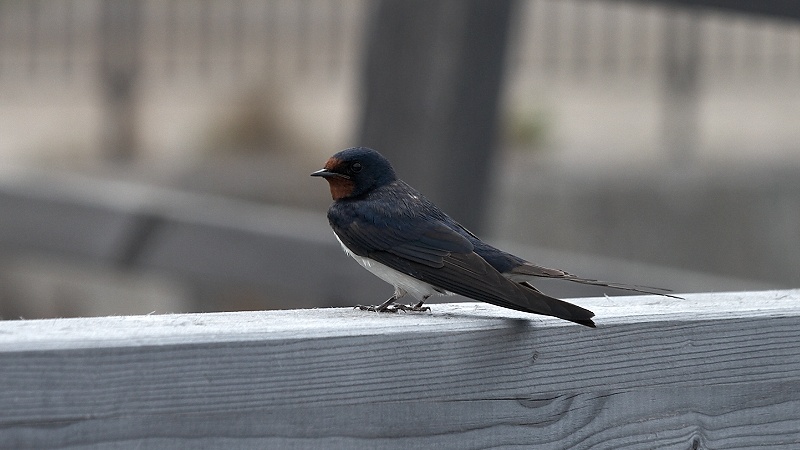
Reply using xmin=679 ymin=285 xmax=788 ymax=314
xmin=99 ymin=0 xmax=141 ymax=161
xmin=358 ymin=0 xmax=515 ymax=234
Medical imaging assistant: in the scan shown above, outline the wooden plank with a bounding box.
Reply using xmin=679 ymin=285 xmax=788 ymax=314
xmin=1 ymin=290 xmax=799 ymax=448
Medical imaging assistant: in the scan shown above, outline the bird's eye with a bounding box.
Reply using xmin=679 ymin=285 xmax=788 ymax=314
xmin=350 ymin=162 xmax=362 ymax=173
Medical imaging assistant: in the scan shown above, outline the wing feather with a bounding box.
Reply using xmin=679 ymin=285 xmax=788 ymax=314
xmin=334 ymin=216 xmax=473 ymax=268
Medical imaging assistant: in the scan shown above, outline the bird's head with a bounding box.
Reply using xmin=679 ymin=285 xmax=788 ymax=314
xmin=311 ymin=147 xmax=397 ymax=200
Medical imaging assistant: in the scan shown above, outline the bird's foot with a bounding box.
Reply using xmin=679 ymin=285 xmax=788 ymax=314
xmin=354 ymin=300 xmax=430 ymax=313
xmin=355 ymin=303 xmax=394 ymax=312
xmin=391 ymin=301 xmax=431 ymax=312
xmin=355 ymin=297 xmax=398 ymax=312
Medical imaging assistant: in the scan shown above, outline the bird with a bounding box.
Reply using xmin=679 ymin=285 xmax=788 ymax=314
xmin=312 ymin=147 xmax=677 ymax=328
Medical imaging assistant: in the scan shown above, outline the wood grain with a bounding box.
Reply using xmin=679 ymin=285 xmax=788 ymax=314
xmin=1 ymin=290 xmax=799 ymax=449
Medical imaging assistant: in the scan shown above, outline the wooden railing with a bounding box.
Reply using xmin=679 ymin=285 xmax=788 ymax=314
xmin=2 ymin=290 xmax=798 ymax=448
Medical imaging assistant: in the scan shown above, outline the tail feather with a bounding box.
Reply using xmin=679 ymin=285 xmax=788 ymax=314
xmin=570 ymin=318 xmax=597 ymax=328
xmin=508 ymin=263 xmax=683 ymax=299
xmin=414 ymin=251 xmax=597 ymax=327
xmin=561 ymin=276 xmax=681 ymax=299
xmin=514 ymin=282 xmax=596 ymax=328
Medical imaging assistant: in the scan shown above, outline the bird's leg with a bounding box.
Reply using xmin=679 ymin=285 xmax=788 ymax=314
xmin=374 ymin=296 xmax=400 ymax=312
xmin=412 ymin=300 xmax=431 ymax=312
xmin=391 ymin=296 xmax=431 ymax=312
xmin=355 ymin=294 xmax=402 ymax=312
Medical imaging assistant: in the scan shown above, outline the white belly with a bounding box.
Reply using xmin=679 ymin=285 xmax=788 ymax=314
xmin=334 ymin=233 xmax=452 ymax=301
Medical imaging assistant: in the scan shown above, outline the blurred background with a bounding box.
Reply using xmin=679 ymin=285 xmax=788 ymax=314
xmin=1 ymin=0 xmax=798 ymax=319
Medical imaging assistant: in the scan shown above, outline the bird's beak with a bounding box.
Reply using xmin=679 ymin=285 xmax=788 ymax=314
xmin=310 ymin=168 xmax=350 ymax=179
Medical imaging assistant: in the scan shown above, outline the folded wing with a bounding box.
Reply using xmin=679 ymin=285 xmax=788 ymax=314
xmin=332 ymin=215 xmax=595 ymax=327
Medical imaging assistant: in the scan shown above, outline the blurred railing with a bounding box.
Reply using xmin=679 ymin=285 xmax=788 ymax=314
xmin=2 ymin=0 xmax=798 ymax=164
xmin=0 ymin=0 xmax=367 ymax=84
xmin=512 ymin=0 xmax=800 ymax=81
xmin=1 ymin=0 xmax=798 ymax=86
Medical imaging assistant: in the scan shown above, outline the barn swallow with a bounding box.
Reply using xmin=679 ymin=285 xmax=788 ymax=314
xmin=312 ymin=147 xmax=677 ymax=327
